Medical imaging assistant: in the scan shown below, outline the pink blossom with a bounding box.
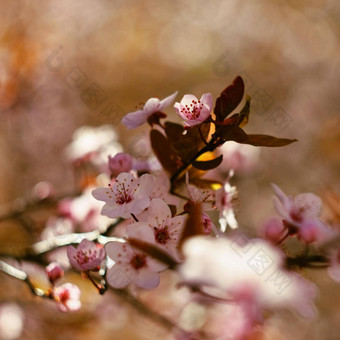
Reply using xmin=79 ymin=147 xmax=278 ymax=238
xmin=52 ymin=283 xmax=81 ymax=312
xmin=218 ymin=141 xmax=260 ymax=174
xmin=174 ymin=93 xmax=213 ymax=127
xmin=126 ymin=198 xmax=185 ymax=259
xmin=105 ymin=234 xmax=167 ymax=289
xmin=150 ymin=172 xmax=180 ymax=207
xmin=92 ymin=172 xmax=154 ymax=219
xmin=67 ymin=239 xmax=106 ymax=272
xmin=108 ymin=153 xmax=133 ymax=178
xmin=122 ymin=92 xmax=178 ymax=129
xmin=262 ymin=217 xmax=286 ymax=243
xmin=65 ymin=125 xmax=121 ymax=162
xmin=185 ymin=174 xmax=216 ymax=211
xmin=46 ymin=262 xmax=64 ymax=283
xmin=272 ymin=184 xmax=334 ymax=243
xmin=59 ymin=188 xmax=111 ymax=233
xmin=179 ymin=236 xmax=317 ymax=320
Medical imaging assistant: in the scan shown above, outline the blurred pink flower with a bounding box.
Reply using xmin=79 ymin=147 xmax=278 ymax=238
xmin=65 ymin=125 xmax=121 ymax=162
xmin=46 ymin=262 xmax=64 ymax=283
xmin=59 ymin=188 xmax=111 ymax=233
xmin=262 ymin=217 xmax=286 ymax=243
xmin=122 ymin=91 xmax=178 ymax=129
xmin=92 ymin=172 xmax=154 ymax=218
xmin=218 ymin=141 xmax=260 ymax=174
xmin=174 ymin=93 xmax=213 ymax=127
xmin=272 ymin=184 xmax=334 ymax=243
xmin=67 ymin=239 xmax=106 ymax=272
xmin=179 ymin=236 xmax=317 ymax=321
xmin=53 ymin=283 xmax=81 ymax=312
xmin=108 ymin=153 xmax=133 ymax=178
xmin=105 ymin=235 xmax=166 ymax=289
xmin=127 ymin=198 xmax=185 ymax=259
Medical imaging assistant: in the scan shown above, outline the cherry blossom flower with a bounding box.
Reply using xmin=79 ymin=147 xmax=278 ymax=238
xmin=46 ymin=262 xmax=64 ymax=284
xmin=179 ymin=236 xmax=317 ymax=321
xmin=174 ymin=93 xmax=213 ymax=127
xmin=218 ymin=141 xmax=260 ymax=174
xmin=150 ymin=172 xmax=180 ymax=207
xmin=92 ymin=172 xmax=154 ymax=219
xmin=215 ymin=176 xmax=238 ymax=231
xmin=65 ymin=125 xmax=121 ymax=162
xmin=262 ymin=217 xmax=287 ymax=243
xmin=105 ymin=230 xmax=167 ymax=289
xmin=272 ymin=184 xmax=334 ymax=243
xmin=67 ymin=239 xmax=106 ymax=272
xmin=59 ymin=188 xmax=112 ymax=233
xmin=126 ymin=198 xmax=185 ymax=259
xmin=52 ymin=283 xmax=81 ymax=312
xmin=122 ymin=91 xmax=178 ymax=129
xmin=185 ymin=174 xmax=216 ymax=212
xmin=108 ymin=153 xmax=133 ymax=178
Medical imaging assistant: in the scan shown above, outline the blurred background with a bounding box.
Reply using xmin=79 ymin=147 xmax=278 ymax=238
xmin=0 ymin=0 xmax=340 ymax=339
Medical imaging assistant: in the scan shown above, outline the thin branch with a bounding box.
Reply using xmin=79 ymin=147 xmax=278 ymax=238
xmin=110 ymin=287 xmax=189 ymax=336
xmin=0 ymin=260 xmax=48 ymax=298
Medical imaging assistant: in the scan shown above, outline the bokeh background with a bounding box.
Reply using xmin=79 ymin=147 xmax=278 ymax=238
xmin=0 ymin=0 xmax=340 ymax=339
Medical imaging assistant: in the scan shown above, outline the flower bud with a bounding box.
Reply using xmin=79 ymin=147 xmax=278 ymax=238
xmin=46 ymin=262 xmax=64 ymax=283
xmin=108 ymin=153 xmax=133 ymax=178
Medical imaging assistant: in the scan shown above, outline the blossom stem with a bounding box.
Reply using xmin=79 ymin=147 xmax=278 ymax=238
xmin=131 ymin=213 xmax=139 ymax=222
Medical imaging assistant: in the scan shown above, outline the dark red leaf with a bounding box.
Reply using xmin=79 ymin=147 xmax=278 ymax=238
xmin=164 ymin=121 xmax=210 ymax=161
xmin=192 ymin=154 xmax=223 ymax=170
xmin=215 ymin=125 xmax=249 ymax=145
xmin=150 ymin=129 xmax=181 ymax=175
xmin=245 ymin=134 xmax=298 ymax=147
xmin=214 ymin=76 xmax=245 ymax=121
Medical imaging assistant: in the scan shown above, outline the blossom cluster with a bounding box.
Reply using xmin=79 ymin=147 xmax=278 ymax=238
xmin=2 ymin=76 xmax=340 ymax=340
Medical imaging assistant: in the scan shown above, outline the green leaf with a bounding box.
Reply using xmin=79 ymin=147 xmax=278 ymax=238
xmin=214 ymin=76 xmax=245 ymax=121
xmin=245 ymin=134 xmax=298 ymax=147
xmin=192 ymin=154 xmax=223 ymax=170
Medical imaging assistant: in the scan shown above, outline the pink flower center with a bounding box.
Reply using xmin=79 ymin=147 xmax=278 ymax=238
xmin=130 ymin=253 xmax=147 ymax=270
xmin=58 ymin=289 xmax=70 ymax=304
xmin=114 ymin=182 xmax=133 ymax=205
xmin=75 ymin=249 xmax=97 ymax=265
xmin=290 ymin=207 xmax=304 ymax=222
xmin=181 ymin=99 xmax=203 ymax=120
xmin=154 ymin=227 xmax=170 ymax=244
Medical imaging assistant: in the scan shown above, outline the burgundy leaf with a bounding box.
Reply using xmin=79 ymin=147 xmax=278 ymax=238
xmin=150 ymin=129 xmax=181 ymax=175
xmin=214 ymin=76 xmax=245 ymax=121
xmin=245 ymin=134 xmax=298 ymax=147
